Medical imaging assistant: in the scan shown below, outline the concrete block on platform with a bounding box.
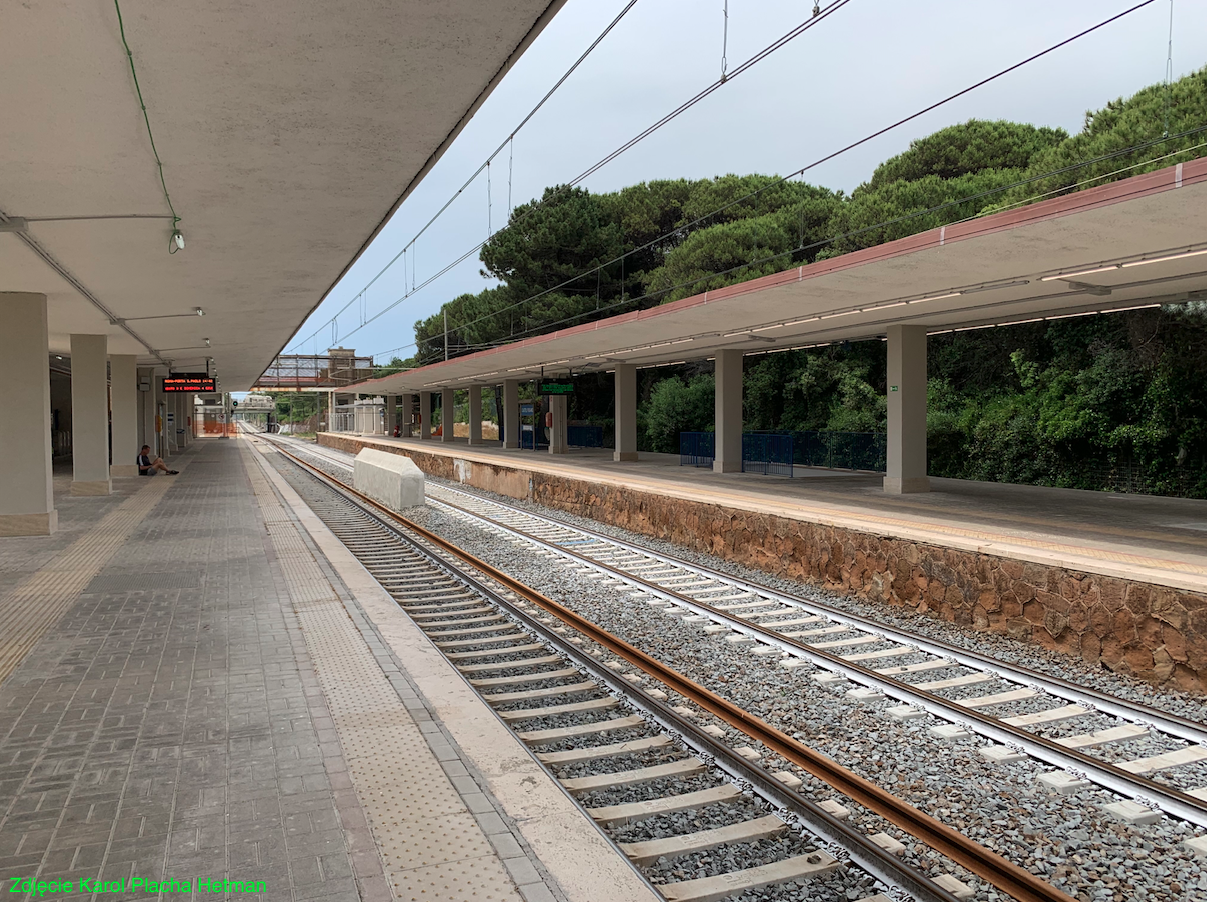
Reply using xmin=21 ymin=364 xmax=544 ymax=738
xmin=353 ymin=447 xmax=424 ymax=510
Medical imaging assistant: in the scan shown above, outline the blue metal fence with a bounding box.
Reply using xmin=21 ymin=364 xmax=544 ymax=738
xmin=678 ymin=430 xmax=887 ymax=474
xmin=567 ymin=425 xmax=604 ymax=448
xmin=742 ymin=433 xmax=794 ymax=476
xmin=679 ymin=432 xmax=715 ymax=468
xmin=792 ymin=430 xmax=886 ymax=472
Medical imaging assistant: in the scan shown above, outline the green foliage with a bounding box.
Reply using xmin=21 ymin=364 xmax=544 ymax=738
xmin=992 ymin=67 xmax=1207 ymax=210
xmin=397 ymin=69 xmax=1207 ymax=497
xmin=643 ymin=374 xmax=714 ymax=452
xmin=866 ymin=120 xmax=1067 ymax=189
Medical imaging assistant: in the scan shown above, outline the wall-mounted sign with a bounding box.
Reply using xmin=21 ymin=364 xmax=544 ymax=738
xmin=163 ymin=374 xmax=216 ymax=393
xmin=539 ymin=382 xmax=574 ymax=395
xmin=519 ymin=403 xmax=535 ymax=416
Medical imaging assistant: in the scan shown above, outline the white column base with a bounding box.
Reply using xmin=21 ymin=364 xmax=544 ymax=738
xmin=111 ymin=464 xmax=140 ymax=478
xmin=883 ymin=475 xmax=930 ymax=494
xmin=71 ymin=479 xmax=112 ymax=496
xmin=613 ymin=451 xmax=639 ymax=462
xmin=712 ymin=460 xmax=742 ymax=474
xmin=0 ymin=511 xmax=57 ymax=536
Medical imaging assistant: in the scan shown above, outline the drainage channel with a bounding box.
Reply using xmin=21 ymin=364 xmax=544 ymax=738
xmin=257 ymin=435 xmax=1078 ymax=902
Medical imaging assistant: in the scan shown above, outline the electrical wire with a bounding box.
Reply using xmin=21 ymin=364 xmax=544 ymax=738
xmin=113 ymin=0 xmax=181 ymax=252
xmin=368 ymin=124 xmax=1207 ymax=363
xmin=294 ymin=0 xmax=853 ymax=355
xmin=287 ymin=0 xmax=642 ymax=353
xmin=370 ymin=0 xmax=1160 ymax=358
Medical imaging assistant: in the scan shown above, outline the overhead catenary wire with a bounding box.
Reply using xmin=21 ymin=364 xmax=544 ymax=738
xmin=368 ymin=124 xmax=1205 ymax=364
xmin=368 ymin=0 xmax=1161 ymax=362
xmin=300 ymin=0 xmax=854 ymax=356
xmin=288 ymin=0 xmax=642 ymax=354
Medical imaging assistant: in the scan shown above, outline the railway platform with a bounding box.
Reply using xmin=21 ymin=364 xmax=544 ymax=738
xmin=0 ymin=438 xmax=656 ymax=902
xmin=318 ymin=432 xmax=1207 ymax=691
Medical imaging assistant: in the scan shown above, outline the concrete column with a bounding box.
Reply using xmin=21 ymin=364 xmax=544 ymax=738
xmin=613 ymin=364 xmax=638 ymax=462
xmin=70 ymin=333 xmax=112 ymax=495
xmin=467 ymin=386 xmax=483 ymax=445
xmin=109 ymin=355 xmax=139 ymax=476
xmin=399 ymin=393 xmax=413 ymax=437
xmin=885 ymin=324 xmax=930 ymax=494
xmin=0 ymin=293 xmax=56 ymax=535
xmin=713 ymin=349 xmax=743 ymax=474
xmin=441 ymin=388 xmax=455 ymax=443
xmin=549 ymin=394 xmax=568 ymax=454
xmin=503 ymin=380 xmax=519 ymax=449
xmin=386 ymin=395 xmax=396 ymax=436
xmin=419 ymin=391 xmax=431 ymax=440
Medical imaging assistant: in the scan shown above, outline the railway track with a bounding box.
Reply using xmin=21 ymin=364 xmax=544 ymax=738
xmin=250 ymin=432 xmax=1082 ymax=902
xmin=266 ymin=433 xmax=1207 ymax=834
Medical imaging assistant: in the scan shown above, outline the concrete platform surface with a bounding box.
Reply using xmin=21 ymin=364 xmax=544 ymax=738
xmin=325 ymin=434 xmax=1207 ymax=593
xmin=0 ymin=438 xmax=656 ymax=902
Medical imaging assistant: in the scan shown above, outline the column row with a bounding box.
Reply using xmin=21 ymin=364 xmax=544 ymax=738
xmin=0 ymin=292 xmax=194 ymax=537
xmin=376 ymin=325 xmax=929 ymax=492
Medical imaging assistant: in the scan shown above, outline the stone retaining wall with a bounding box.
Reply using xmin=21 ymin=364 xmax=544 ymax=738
xmin=319 ymin=435 xmax=1207 ymax=691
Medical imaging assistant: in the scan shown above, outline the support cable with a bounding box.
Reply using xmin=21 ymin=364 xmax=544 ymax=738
xmin=368 ymin=124 xmax=1205 ymax=363
xmin=368 ymin=0 xmax=1159 ymax=359
xmin=300 ymin=0 xmax=853 ymax=354
xmin=288 ymin=0 xmax=642 ymax=353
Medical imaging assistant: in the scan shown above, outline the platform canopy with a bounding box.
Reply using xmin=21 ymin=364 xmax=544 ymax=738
xmin=359 ymin=158 xmax=1207 ymax=393
xmin=0 ymin=0 xmax=566 ymax=389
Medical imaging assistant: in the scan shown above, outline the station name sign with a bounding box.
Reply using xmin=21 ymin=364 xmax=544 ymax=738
xmin=162 ymin=374 xmax=216 ymax=393
xmin=539 ymin=382 xmax=574 ymax=395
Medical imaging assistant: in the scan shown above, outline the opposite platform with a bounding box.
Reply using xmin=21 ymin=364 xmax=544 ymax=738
xmin=0 ymin=438 xmax=656 ymax=902
xmin=319 ymin=433 xmax=1207 ymax=690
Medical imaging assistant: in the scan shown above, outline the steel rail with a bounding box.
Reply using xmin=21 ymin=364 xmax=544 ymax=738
xmin=269 ymin=437 xmax=1207 ymax=747
xmin=264 ymin=437 xmax=1075 ymax=902
xmin=282 ymin=454 xmax=960 ymax=902
xmin=431 ymin=482 xmax=1207 ymax=746
xmin=423 ymin=486 xmax=1207 ymax=829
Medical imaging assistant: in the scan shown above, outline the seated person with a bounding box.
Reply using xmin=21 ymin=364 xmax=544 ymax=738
xmin=138 ymin=445 xmax=178 ymax=476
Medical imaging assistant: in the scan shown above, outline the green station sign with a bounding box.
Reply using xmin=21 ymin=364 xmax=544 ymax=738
xmin=539 ymin=382 xmax=574 ymax=395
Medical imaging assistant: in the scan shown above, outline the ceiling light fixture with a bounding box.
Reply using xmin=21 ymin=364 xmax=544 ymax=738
xmin=907 ymin=291 xmax=962 ymax=304
xmin=1039 ymin=265 xmax=1120 ymax=282
xmin=819 ymin=308 xmax=862 ymax=319
xmin=1121 ymin=247 xmax=1207 ymax=268
xmin=196 ymin=308 xmax=205 ymax=316
xmin=204 ymin=338 xmax=211 ymax=347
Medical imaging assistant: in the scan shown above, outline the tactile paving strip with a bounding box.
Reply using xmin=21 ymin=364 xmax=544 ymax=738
xmin=0 ymin=476 xmax=174 ymax=683
xmin=242 ymin=444 xmax=525 ymax=902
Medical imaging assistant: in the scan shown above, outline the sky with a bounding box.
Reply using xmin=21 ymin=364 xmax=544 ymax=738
xmin=281 ymin=0 xmax=1206 ymax=368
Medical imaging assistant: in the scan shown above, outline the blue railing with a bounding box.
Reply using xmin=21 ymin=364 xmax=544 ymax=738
xmin=679 ymin=430 xmax=887 ymax=474
xmin=742 ymin=433 xmax=794 ymax=476
xmin=567 ymin=425 xmax=604 ymax=448
xmin=793 ymin=431 xmax=886 ymax=472
xmin=679 ymin=432 xmax=715 ymax=468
